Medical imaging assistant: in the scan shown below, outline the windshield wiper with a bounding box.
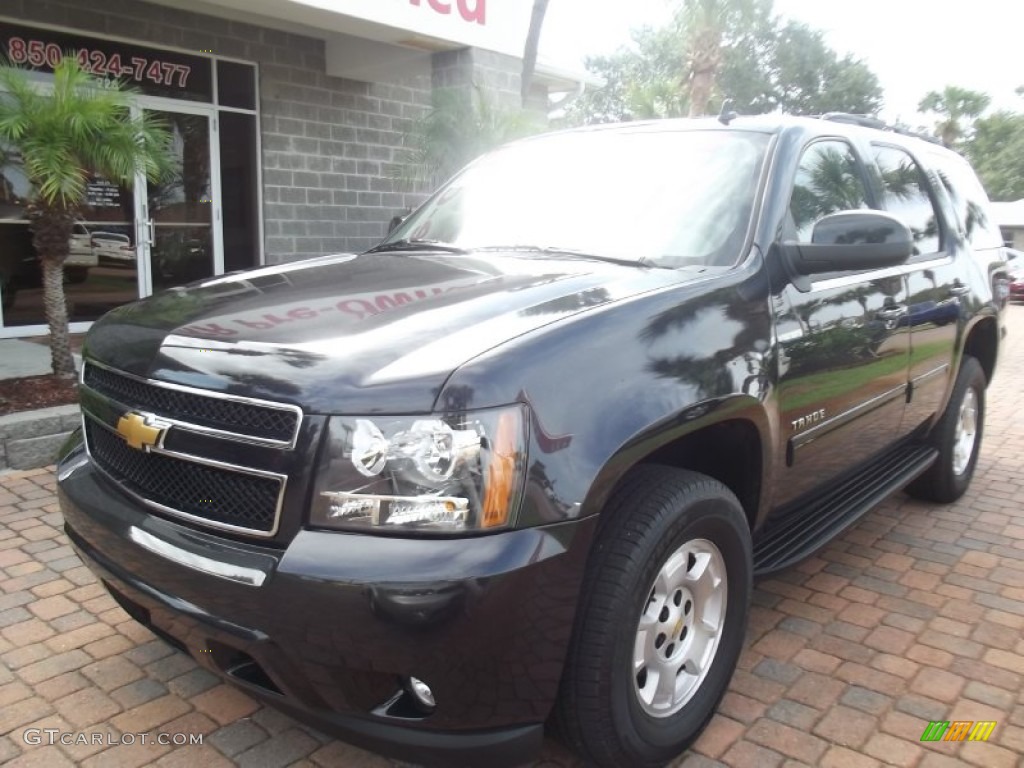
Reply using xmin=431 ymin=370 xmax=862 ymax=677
xmin=368 ymin=239 xmax=470 ymax=254
xmin=473 ymin=245 xmax=656 ymax=268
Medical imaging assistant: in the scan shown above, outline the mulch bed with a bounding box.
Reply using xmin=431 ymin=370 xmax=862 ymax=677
xmin=0 ymin=375 xmax=79 ymax=417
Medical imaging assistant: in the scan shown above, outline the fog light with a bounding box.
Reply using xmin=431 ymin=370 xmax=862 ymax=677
xmin=408 ymin=676 xmax=436 ymax=711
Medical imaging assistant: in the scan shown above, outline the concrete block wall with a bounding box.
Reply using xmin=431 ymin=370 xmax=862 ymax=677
xmin=10 ymin=0 xmax=433 ymax=260
xmin=432 ymin=47 xmax=527 ymax=110
xmin=258 ymin=49 xmax=432 ymax=259
xmin=0 ymin=405 xmax=80 ymax=471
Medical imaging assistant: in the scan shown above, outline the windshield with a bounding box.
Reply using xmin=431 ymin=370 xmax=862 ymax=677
xmin=384 ymin=128 xmax=771 ymax=269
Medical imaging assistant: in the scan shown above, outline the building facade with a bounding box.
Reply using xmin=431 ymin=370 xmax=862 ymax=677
xmin=0 ymin=0 xmax=582 ymax=338
xmin=992 ymin=200 xmax=1024 ymax=250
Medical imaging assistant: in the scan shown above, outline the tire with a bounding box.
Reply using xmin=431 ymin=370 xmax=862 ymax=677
xmin=906 ymin=355 xmax=986 ymax=503
xmin=554 ymin=466 xmax=752 ymax=768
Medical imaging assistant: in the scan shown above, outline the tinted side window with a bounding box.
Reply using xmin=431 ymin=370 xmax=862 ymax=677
xmin=871 ymin=145 xmax=941 ymax=257
xmin=790 ymin=141 xmax=870 ymax=242
xmin=925 ymin=150 xmax=1003 ymax=251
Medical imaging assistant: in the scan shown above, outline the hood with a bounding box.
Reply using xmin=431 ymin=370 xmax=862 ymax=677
xmin=84 ymin=251 xmax=687 ymax=413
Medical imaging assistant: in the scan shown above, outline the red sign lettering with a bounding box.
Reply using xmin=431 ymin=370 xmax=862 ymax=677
xmin=409 ymin=0 xmax=486 ymax=25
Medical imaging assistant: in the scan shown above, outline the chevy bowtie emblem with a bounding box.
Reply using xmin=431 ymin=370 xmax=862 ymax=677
xmin=116 ymin=412 xmax=167 ymax=451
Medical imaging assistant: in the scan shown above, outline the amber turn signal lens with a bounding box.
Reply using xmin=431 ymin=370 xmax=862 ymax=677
xmin=481 ymin=410 xmax=521 ymax=528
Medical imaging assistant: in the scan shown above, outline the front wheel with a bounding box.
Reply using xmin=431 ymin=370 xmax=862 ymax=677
xmin=906 ymin=355 xmax=986 ymax=503
xmin=554 ymin=466 xmax=752 ymax=768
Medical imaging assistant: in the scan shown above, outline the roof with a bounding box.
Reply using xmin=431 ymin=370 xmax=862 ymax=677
xmin=556 ymin=114 xmax=948 ymax=146
xmin=991 ymin=200 xmax=1024 ymax=228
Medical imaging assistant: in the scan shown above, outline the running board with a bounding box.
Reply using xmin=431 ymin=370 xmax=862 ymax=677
xmin=752 ymin=444 xmax=938 ymax=576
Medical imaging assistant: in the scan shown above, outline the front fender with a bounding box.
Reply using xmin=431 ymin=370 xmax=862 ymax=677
xmin=578 ymin=393 xmax=774 ymax=523
xmin=437 ymin=253 xmax=776 ymax=530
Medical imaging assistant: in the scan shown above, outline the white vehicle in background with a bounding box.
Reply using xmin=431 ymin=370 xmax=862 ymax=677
xmin=91 ymin=231 xmax=135 ymax=265
xmin=66 ymin=223 xmax=99 ymax=284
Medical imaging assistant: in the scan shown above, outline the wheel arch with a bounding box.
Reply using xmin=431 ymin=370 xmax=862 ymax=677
xmin=580 ymin=395 xmax=772 ymax=532
xmin=961 ymin=313 xmax=999 ymax=385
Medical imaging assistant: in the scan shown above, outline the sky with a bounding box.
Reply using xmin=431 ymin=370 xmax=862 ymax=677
xmin=539 ymin=0 xmax=1024 ymax=124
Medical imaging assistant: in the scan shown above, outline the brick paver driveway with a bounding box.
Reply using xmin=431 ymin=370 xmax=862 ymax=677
xmin=2 ymin=307 xmax=1023 ymax=768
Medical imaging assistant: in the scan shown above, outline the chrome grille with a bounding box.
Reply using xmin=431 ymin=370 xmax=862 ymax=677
xmin=85 ymin=420 xmax=282 ymax=535
xmin=80 ymin=359 xmax=299 ymax=538
xmin=83 ymin=363 xmax=299 ymax=444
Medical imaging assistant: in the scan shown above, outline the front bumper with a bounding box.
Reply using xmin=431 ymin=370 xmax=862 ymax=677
xmin=57 ymin=440 xmax=596 ymax=767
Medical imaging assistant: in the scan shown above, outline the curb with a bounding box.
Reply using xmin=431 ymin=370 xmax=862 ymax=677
xmin=0 ymin=404 xmax=81 ymax=471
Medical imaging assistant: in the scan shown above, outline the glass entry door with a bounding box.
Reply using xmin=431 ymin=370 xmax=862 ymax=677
xmin=137 ymin=107 xmax=221 ymax=295
xmin=0 ymin=103 xmax=223 ymax=335
xmin=0 ymin=159 xmax=140 ymax=329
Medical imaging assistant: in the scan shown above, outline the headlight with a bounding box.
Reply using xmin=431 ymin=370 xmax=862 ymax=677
xmin=311 ymin=406 xmax=527 ymax=534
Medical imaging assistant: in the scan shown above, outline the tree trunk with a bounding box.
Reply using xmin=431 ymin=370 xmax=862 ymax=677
xmin=40 ymin=259 xmax=76 ymax=378
xmin=687 ymin=30 xmax=722 ymax=118
xmin=521 ymin=0 xmax=551 ymax=109
xmin=29 ymin=204 xmax=77 ymax=379
xmin=689 ymin=69 xmax=715 ymax=117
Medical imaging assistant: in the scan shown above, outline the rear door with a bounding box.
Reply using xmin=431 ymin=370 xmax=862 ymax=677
xmin=772 ymin=138 xmax=911 ymax=505
xmin=868 ymin=143 xmax=961 ymax=434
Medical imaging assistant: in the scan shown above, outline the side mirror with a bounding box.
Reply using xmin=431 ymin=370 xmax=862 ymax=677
xmin=784 ymin=210 xmax=913 ymax=278
xmin=387 ymin=214 xmax=406 ymax=236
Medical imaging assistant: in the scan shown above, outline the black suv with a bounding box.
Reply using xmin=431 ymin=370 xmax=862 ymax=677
xmin=57 ymin=115 xmax=1008 ymax=767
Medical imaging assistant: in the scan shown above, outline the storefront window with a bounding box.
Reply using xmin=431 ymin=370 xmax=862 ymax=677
xmin=216 ymin=60 xmax=257 ymax=110
xmin=0 ymin=21 xmax=262 ymax=333
xmin=0 ymin=21 xmax=213 ymax=102
xmin=220 ymin=112 xmax=260 ymax=273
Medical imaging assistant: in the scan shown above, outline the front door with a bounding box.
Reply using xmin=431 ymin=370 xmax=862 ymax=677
xmin=135 ymin=105 xmax=222 ymax=297
xmin=772 ymin=138 xmax=911 ymax=506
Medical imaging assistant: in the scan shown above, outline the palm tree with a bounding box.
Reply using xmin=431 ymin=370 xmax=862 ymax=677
xmin=520 ymin=0 xmax=551 ymax=108
xmin=0 ymin=58 xmax=171 ymax=378
xmin=680 ymin=0 xmax=753 ymax=117
xmin=391 ymin=87 xmax=542 ymax=192
xmin=917 ymin=86 xmax=990 ymax=148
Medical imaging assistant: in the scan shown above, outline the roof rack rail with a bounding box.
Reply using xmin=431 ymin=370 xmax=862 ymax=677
xmin=821 ymin=112 xmax=887 ymax=130
xmin=818 ymin=112 xmax=943 ymax=145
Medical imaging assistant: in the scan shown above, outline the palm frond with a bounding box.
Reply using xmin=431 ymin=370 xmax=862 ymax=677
xmin=391 ymin=87 xmax=544 ymax=192
xmin=0 ymin=57 xmax=173 ymax=207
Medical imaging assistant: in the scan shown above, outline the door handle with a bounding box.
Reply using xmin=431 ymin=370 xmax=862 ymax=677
xmin=876 ymin=304 xmax=907 ymax=320
xmin=876 ymin=304 xmax=907 ymax=329
xmin=949 ymin=282 xmax=969 ymax=297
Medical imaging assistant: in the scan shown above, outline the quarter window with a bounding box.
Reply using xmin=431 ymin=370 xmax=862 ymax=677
xmin=926 ymin=150 xmax=1004 ymax=251
xmin=871 ymin=145 xmax=941 ymax=257
xmin=789 ymin=141 xmax=870 ymax=242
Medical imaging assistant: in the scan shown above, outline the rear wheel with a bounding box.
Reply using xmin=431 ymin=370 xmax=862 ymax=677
xmin=554 ymin=466 xmax=752 ymax=768
xmin=906 ymin=355 xmax=986 ymax=503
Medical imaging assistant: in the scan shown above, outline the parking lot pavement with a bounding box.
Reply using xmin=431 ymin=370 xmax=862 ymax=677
xmin=1 ymin=307 xmax=1023 ymax=768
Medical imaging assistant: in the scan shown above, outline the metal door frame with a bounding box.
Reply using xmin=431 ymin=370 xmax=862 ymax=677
xmin=133 ymin=97 xmax=223 ymax=299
